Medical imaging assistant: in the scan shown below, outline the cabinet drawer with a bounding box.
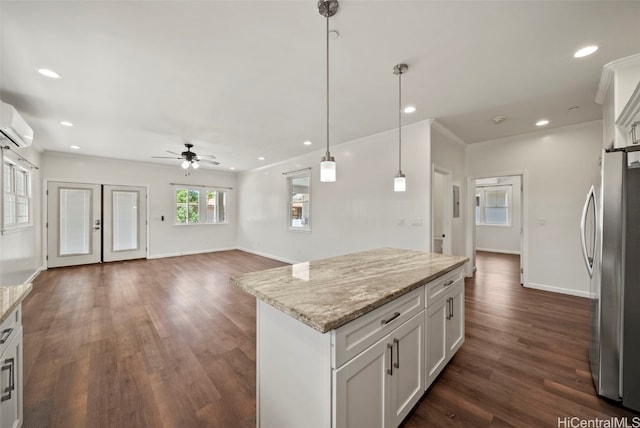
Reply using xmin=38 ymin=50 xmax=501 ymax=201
xmin=332 ymin=287 xmax=424 ymax=369
xmin=0 ymin=305 xmax=20 ymax=357
xmin=425 ymin=268 xmax=463 ymax=307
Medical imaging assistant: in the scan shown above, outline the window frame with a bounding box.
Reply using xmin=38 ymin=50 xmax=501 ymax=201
xmin=174 ymin=186 xmax=229 ymax=226
xmin=287 ymin=171 xmax=311 ymax=232
xmin=2 ymin=158 xmax=32 ymax=231
xmin=475 ymin=185 xmax=512 ymax=227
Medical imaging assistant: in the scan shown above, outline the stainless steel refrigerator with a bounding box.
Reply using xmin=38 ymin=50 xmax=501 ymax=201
xmin=581 ymin=146 xmax=640 ymax=412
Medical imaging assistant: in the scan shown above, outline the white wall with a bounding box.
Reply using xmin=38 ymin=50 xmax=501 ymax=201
xmin=431 ymin=124 xmax=466 ymax=257
xmin=236 ymin=120 xmax=433 ymax=263
xmin=475 ymin=175 xmax=521 ymax=254
xmin=0 ymin=146 xmax=42 ymax=284
xmin=42 ymin=152 xmax=237 ymax=259
xmin=466 ymin=121 xmax=602 ymax=297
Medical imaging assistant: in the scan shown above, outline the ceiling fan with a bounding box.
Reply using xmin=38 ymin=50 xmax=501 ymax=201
xmin=152 ymin=143 xmax=219 ymax=169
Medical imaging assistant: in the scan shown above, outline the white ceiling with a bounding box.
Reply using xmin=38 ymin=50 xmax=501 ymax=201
xmin=1 ymin=1 xmax=639 ymax=171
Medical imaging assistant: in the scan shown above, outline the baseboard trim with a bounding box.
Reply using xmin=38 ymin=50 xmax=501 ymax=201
xmin=476 ymin=248 xmax=521 ymax=255
xmin=525 ymin=282 xmax=590 ymax=298
xmin=26 ymin=267 xmax=43 ymax=283
xmin=235 ymin=247 xmax=297 ymax=264
xmin=148 ymin=247 xmax=237 ymax=260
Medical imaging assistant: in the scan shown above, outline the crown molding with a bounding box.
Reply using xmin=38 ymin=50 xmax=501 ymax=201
xmin=595 ymin=53 xmax=640 ymax=105
xmin=616 ymin=83 xmax=640 ymax=128
xmin=430 ymin=119 xmax=467 ymax=147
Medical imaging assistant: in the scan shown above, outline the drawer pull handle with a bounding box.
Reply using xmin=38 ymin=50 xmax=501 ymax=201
xmin=387 ymin=343 xmax=394 ymax=375
xmin=1 ymin=358 xmax=14 ymax=402
xmin=393 ymin=338 xmax=400 ymax=369
xmin=381 ymin=312 xmax=401 ymax=325
xmin=444 ymin=280 xmax=454 ymax=287
xmin=0 ymin=328 xmax=12 ymax=345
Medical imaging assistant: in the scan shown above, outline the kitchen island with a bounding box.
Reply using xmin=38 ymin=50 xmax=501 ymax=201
xmin=231 ymin=248 xmax=468 ymax=428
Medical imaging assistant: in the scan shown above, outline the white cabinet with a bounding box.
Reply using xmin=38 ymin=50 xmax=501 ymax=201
xmin=0 ymin=305 xmax=23 ymax=428
xmin=334 ymin=311 xmax=425 ymax=428
xmin=445 ymin=282 xmax=465 ymax=356
xmin=425 ymin=272 xmax=465 ymax=388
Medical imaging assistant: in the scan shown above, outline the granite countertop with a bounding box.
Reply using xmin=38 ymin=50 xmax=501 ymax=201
xmin=0 ymin=283 xmax=32 ymax=324
xmin=230 ymin=248 xmax=468 ymax=333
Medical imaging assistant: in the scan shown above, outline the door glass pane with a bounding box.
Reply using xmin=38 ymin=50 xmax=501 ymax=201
xmin=59 ymin=188 xmax=91 ymax=256
xmin=113 ymin=191 xmax=139 ymax=252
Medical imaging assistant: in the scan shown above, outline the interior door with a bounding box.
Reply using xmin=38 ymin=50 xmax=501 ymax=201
xmin=47 ymin=182 xmax=102 ymax=268
xmin=102 ymin=185 xmax=147 ymax=262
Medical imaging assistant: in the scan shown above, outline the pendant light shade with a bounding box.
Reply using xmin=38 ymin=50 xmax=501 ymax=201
xmin=191 ymin=161 xmax=199 ymax=169
xmin=393 ymin=63 xmax=408 ymax=192
xmin=318 ymin=0 xmax=339 ymax=182
xmin=320 ymin=156 xmax=336 ymax=182
xmin=394 ymin=174 xmax=406 ymax=192
xmin=181 ymin=160 xmax=190 ymax=169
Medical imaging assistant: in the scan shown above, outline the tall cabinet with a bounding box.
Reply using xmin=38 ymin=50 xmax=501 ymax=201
xmin=596 ymin=53 xmax=640 ymax=150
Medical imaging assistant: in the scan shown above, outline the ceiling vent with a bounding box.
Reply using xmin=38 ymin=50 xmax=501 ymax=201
xmin=0 ymin=101 xmax=34 ymax=148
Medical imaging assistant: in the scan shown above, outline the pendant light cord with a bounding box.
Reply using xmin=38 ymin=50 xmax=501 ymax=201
xmin=326 ymin=13 xmax=330 ymax=158
xmin=398 ymin=70 xmax=402 ymax=173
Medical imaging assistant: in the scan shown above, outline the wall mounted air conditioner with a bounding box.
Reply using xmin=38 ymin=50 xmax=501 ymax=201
xmin=0 ymin=101 xmax=34 ymax=148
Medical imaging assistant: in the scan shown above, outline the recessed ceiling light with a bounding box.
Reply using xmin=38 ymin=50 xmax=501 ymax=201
xmin=37 ymin=68 xmax=61 ymax=79
xmin=258 ymin=157 xmax=265 ymax=161
xmin=60 ymin=121 xmax=74 ymax=127
xmin=303 ymin=140 xmax=312 ymax=146
xmin=403 ymin=106 xmax=416 ymax=114
xmin=574 ymin=45 xmax=598 ymax=58
xmin=230 ymin=166 xmax=236 ymax=170
xmin=70 ymin=145 xmax=80 ymax=150
xmin=536 ymin=119 xmax=550 ymax=127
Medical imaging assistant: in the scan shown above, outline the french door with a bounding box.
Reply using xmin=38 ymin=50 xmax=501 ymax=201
xmin=47 ymin=182 xmax=147 ymax=268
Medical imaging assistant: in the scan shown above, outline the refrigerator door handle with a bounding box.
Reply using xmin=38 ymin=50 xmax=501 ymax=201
xmin=580 ymin=185 xmax=596 ymax=278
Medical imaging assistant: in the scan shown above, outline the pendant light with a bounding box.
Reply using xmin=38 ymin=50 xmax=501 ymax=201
xmin=393 ymin=63 xmax=408 ymax=192
xmin=319 ymin=0 xmax=338 ymax=182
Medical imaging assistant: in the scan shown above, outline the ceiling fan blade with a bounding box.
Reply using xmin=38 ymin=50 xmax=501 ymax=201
xmin=152 ymin=156 xmax=182 ymax=159
xmin=197 ymin=154 xmax=217 ymax=159
xmin=199 ymin=159 xmax=220 ymax=165
xmin=166 ymin=150 xmax=181 ymax=156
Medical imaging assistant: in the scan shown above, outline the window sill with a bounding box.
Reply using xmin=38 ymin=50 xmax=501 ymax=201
xmin=1 ymin=223 xmax=34 ymax=235
xmin=173 ymin=222 xmax=230 ymax=226
xmin=288 ymin=227 xmax=312 ymax=233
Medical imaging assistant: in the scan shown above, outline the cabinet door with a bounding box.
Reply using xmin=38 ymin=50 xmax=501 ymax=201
xmin=0 ymin=326 xmax=22 ymax=428
xmin=426 ymin=297 xmax=447 ymax=387
xmin=446 ymin=284 xmax=465 ymax=356
xmin=334 ymin=336 xmax=391 ymax=428
xmin=389 ymin=311 xmax=425 ymax=427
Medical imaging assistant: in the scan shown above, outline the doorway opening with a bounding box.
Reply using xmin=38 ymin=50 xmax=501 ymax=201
xmin=469 ymin=173 xmax=526 ymax=285
xmin=46 ymin=181 xmax=148 ymax=268
xmin=432 ymin=166 xmax=452 ymax=254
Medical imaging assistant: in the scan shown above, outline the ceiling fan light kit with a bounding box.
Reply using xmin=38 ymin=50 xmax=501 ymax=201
xmin=152 ymin=142 xmax=219 ymax=170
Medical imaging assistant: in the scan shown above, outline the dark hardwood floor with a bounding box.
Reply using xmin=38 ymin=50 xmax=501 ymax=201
xmin=22 ymin=250 xmax=638 ymax=427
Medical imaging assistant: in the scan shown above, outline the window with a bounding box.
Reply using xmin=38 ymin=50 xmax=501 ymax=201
xmin=3 ymin=159 xmax=31 ymax=229
xmin=475 ymin=185 xmax=511 ymax=226
xmin=175 ymin=187 xmax=227 ymax=225
xmin=287 ymin=172 xmax=311 ymax=231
